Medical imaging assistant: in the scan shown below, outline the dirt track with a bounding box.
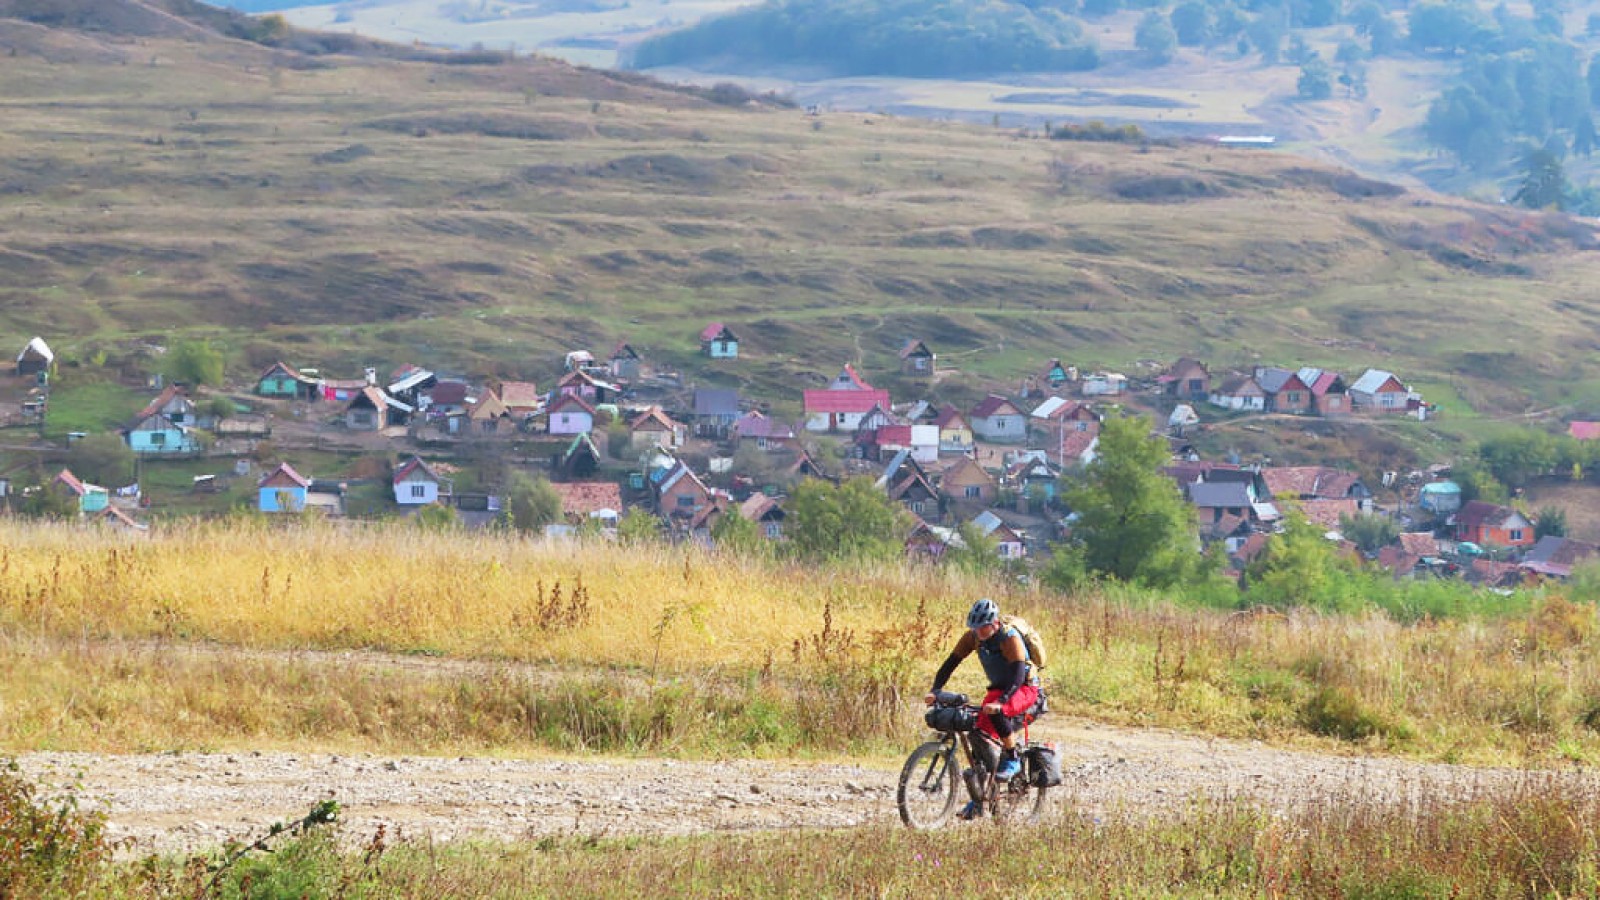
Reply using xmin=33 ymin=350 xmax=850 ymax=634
xmin=21 ymin=718 xmax=1589 ymax=857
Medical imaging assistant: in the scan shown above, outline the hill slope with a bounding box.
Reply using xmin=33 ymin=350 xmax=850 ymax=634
xmin=1 ymin=7 xmax=1599 ymax=418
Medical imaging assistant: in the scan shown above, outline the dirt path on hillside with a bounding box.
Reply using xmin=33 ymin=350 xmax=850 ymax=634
xmin=21 ymin=720 xmax=1596 ymax=858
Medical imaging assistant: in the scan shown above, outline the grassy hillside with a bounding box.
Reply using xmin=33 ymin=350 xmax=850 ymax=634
xmin=1 ymin=9 xmax=1600 ymax=420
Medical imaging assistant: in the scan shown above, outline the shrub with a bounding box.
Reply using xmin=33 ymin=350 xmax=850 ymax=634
xmin=1300 ymin=686 xmax=1409 ymax=742
xmin=0 ymin=761 xmax=111 ymax=896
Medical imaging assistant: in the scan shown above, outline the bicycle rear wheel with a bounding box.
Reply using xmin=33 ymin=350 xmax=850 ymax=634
xmin=989 ymin=767 xmax=1050 ymax=824
xmin=897 ymin=741 xmax=960 ymax=829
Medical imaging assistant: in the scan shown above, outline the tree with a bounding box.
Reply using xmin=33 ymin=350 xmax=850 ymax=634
xmin=503 ymin=471 xmax=562 ymax=534
xmin=1340 ymin=512 xmax=1399 ymax=554
xmin=617 ymin=507 xmax=662 ymax=545
xmin=17 ymin=482 xmax=78 ymax=520
xmin=205 ymin=395 xmax=237 ymax=422
xmin=1060 ymin=415 xmax=1198 ymax=587
xmin=164 ymin=340 xmax=225 ymax=388
xmin=1535 ymin=506 xmax=1567 ymax=538
xmin=1298 ymin=57 xmax=1335 ymax=100
xmin=1513 ymin=145 xmax=1569 ymax=210
xmin=1285 ymin=35 xmax=1316 ymax=65
xmin=1246 ymin=14 xmax=1286 ymax=63
xmin=1408 ymin=0 xmax=1495 ymax=54
xmin=1170 ymin=1 xmax=1213 ymax=46
xmin=947 ymin=522 xmax=1002 ymax=575
xmin=711 ymin=510 xmax=767 ymax=557
xmin=1135 ymin=11 xmax=1178 ymax=63
xmin=785 ymin=476 xmax=913 ymax=563
xmin=1245 ymin=513 xmax=1362 ymax=611
xmin=414 ymin=503 xmax=459 ymax=532
xmin=71 ymin=433 xmax=135 ymax=486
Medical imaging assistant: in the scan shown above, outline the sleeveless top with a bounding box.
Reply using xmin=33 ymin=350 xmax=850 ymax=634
xmin=977 ymin=625 xmax=1031 ymax=689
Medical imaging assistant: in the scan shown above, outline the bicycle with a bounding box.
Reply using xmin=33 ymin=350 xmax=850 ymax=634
xmin=897 ymin=690 xmax=1057 ymax=829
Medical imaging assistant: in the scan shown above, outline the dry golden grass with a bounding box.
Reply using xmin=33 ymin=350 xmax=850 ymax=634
xmin=6 ymin=520 xmax=1600 ymax=765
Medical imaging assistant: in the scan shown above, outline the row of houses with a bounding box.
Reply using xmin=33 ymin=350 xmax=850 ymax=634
xmin=1161 ymin=358 xmax=1426 ymax=419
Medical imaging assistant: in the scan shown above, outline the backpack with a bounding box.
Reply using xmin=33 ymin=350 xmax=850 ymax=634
xmin=1004 ymin=616 xmax=1048 ymax=670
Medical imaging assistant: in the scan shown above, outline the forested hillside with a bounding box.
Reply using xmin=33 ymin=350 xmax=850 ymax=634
xmin=632 ymin=0 xmax=1600 ymax=210
xmin=629 ymin=0 xmax=1101 ymax=77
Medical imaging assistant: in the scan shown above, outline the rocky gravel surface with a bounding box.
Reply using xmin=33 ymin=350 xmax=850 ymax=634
xmin=22 ymin=718 xmax=1594 ymax=857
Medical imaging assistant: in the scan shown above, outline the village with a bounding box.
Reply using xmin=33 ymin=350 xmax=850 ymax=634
xmin=1 ymin=326 xmax=1596 ymax=589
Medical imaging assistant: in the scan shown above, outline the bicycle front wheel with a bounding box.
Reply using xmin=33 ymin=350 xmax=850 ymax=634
xmin=897 ymin=740 xmax=960 ymax=829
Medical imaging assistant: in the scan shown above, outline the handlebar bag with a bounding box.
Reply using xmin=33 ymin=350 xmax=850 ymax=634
xmin=925 ymin=705 xmax=978 ymax=732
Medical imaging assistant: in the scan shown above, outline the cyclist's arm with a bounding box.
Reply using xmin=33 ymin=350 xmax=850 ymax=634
xmin=929 ymin=631 xmax=976 ymax=693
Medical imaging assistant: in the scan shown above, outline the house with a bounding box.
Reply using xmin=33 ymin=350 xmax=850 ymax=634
xmin=1349 ymin=369 xmax=1410 ymax=414
xmin=738 ymin=493 xmax=787 ymax=540
xmin=1520 ymin=536 xmax=1600 ymax=580
xmin=548 ymin=393 xmax=597 ymax=436
xmin=1031 ymin=397 xmax=1101 ymax=436
xmin=467 ymin=390 xmax=513 ymax=434
xmin=1260 ymin=467 xmax=1373 ymax=512
xmin=393 ymin=457 xmax=449 ymax=506
xmin=609 ymin=342 xmax=642 ymax=381
xmin=386 ymin=367 xmax=437 ymax=408
xmin=700 ymin=323 xmax=739 ymax=359
xmin=1005 ymin=453 xmax=1062 ymax=505
xmin=1297 ymin=498 xmax=1362 ymax=531
xmin=495 ymin=381 xmax=542 ymax=419
xmin=1209 ymin=374 xmax=1266 ymax=412
xmin=1169 ymin=404 xmax=1200 ymax=433
xmin=91 ymin=504 xmax=147 ymax=532
xmin=1376 ymin=532 xmax=1443 ymax=577
xmin=940 ymin=456 xmax=997 ymax=507
xmin=1418 ymin=481 xmax=1462 ymax=517
xmin=829 ymin=363 xmax=875 ymax=392
xmin=425 ymin=381 xmax=471 ymax=416
xmin=1039 ymin=359 xmax=1076 ymax=392
xmin=907 ymin=424 xmax=940 ymax=464
xmin=1297 ymin=368 xmax=1350 ymax=417
xmin=932 ymin=405 xmax=974 ymax=455
xmin=972 ymin=510 xmax=1027 ymax=559
xmin=866 ymin=424 xmax=914 ymax=462
xmin=559 ymin=432 xmax=603 ymax=479
xmin=255 ymin=362 xmax=318 ymax=400
xmin=969 ymin=395 xmax=1027 ymax=443
xmin=879 ymin=450 xmax=941 ymax=521
xmin=692 ymin=389 xmax=741 ymax=439
xmin=1188 ymin=481 xmax=1258 ymax=525
xmin=1080 ymin=372 xmax=1127 ymax=396
xmin=1454 ymin=501 xmax=1535 ymax=548
xmin=258 ymin=462 xmax=311 ymax=513
xmin=138 ymin=385 xmax=197 ymax=427
xmin=564 ymin=350 xmax=598 ymax=372
xmin=899 ymin=339 xmax=936 ymax=376
xmin=1054 ymin=430 xmax=1099 ymax=469
xmin=1255 ymin=367 xmax=1312 ymax=414
xmin=344 ymin=386 xmax=406 ymax=431
xmin=804 ymin=388 xmax=893 ymax=433
xmin=906 ymin=519 xmax=961 ymax=560
xmin=16 ymin=337 xmax=54 ymax=377
xmin=52 ymin=468 xmax=108 ymax=514
xmin=653 ymin=460 xmax=714 ymax=527
xmin=125 ymin=412 xmax=198 ymax=455
xmin=1570 ymin=421 xmax=1600 ymax=441
xmin=1161 ymin=358 xmax=1210 ymax=401
xmin=557 ymin=369 xmax=622 ymax=405
xmin=320 ymin=377 xmax=368 ymax=403
xmin=732 ymin=411 xmax=797 ymax=451
xmin=550 ymin=481 xmax=624 ymax=530
xmin=630 ymin=406 xmax=685 ymax=450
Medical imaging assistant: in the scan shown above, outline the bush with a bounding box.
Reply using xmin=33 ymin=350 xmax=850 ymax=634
xmin=0 ymin=761 xmax=111 ymax=896
xmin=1300 ymin=686 xmax=1410 ymax=742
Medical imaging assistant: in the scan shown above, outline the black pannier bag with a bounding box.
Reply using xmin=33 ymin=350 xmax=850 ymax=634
xmin=1028 ymin=745 xmax=1063 ymax=787
xmin=925 ymin=705 xmax=978 ymax=732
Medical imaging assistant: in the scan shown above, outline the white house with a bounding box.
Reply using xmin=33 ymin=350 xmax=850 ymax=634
xmin=1080 ymin=372 xmax=1127 ymax=396
xmin=969 ymin=395 xmax=1027 ymax=443
xmin=393 ymin=456 xmax=448 ymax=506
xmin=548 ymin=393 xmax=597 ymax=435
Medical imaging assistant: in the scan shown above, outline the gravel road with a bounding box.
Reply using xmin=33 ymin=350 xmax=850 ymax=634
xmin=22 ymin=718 xmax=1589 ymax=857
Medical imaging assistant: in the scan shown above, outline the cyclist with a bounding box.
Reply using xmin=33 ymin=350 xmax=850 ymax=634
xmin=923 ymin=598 xmax=1039 ymax=794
